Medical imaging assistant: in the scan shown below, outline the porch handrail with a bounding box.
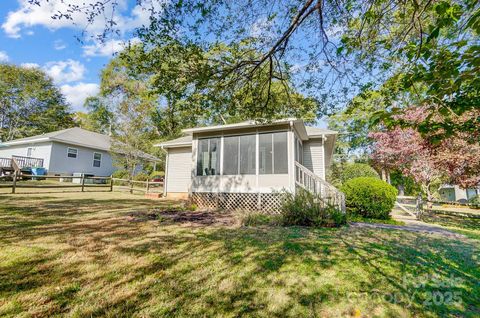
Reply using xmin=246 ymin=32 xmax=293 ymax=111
xmin=11 ymin=155 xmax=44 ymax=168
xmin=295 ymin=161 xmax=346 ymax=212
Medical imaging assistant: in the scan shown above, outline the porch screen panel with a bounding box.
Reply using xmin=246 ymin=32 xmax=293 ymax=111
xmin=259 ymin=133 xmax=273 ymax=174
xmin=223 ymin=136 xmax=239 ymax=175
xmin=196 ymin=138 xmax=220 ymax=176
xmin=240 ymin=135 xmax=256 ymax=174
xmin=273 ymin=132 xmax=288 ymax=173
xmin=259 ymin=132 xmax=287 ymax=174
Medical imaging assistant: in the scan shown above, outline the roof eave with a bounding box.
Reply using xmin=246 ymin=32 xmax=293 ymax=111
xmin=156 ymin=142 xmax=192 ymax=149
xmin=182 ymin=118 xmax=299 ymax=135
xmin=1 ymin=137 xmax=51 ymax=146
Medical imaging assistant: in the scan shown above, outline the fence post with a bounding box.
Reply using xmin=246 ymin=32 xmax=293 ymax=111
xmin=129 ymin=179 xmax=133 ymax=194
xmin=12 ymin=171 xmax=17 ymax=194
xmin=110 ymin=175 xmax=113 ymax=192
xmin=81 ymin=174 xmax=85 ymax=192
xmin=146 ymin=179 xmax=150 ymax=194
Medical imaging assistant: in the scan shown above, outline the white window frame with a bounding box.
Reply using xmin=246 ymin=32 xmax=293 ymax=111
xmin=93 ymin=152 xmax=102 ymax=167
xmin=26 ymin=147 xmax=33 ymax=157
xmin=67 ymin=147 xmax=78 ymax=159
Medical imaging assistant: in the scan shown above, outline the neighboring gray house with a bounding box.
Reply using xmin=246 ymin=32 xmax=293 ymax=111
xmin=439 ymin=184 xmax=479 ymax=202
xmin=157 ymin=119 xmax=344 ymax=211
xmin=0 ymin=127 xmax=158 ymax=176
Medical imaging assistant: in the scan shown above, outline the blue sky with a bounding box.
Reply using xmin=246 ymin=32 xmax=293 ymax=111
xmin=0 ymin=0 xmax=158 ymax=111
xmin=0 ymin=0 xmax=331 ymax=127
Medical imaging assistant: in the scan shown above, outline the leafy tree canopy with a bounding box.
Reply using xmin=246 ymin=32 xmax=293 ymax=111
xmin=0 ymin=63 xmax=74 ymax=142
xmin=28 ymin=0 xmax=480 ymax=140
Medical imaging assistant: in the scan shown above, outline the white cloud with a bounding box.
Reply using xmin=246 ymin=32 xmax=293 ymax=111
xmin=82 ymin=37 xmax=140 ymax=57
xmin=21 ymin=62 xmax=40 ymax=68
xmin=60 ymin=82 xmax=99 ymax=110
xmin=250 ymin=17 xmax=276 ymax=41
xmin=54 ymin=39 xmax=66 ymax=50
xmin=44 ymin=59 xmax=86 ymax=83
xmin=2 ymin=0 xmax=167 ymax=39
xmin=0 ymin=51 xmax=9 ymax=62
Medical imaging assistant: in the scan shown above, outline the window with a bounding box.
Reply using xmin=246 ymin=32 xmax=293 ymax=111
xmin=295 ymin=138 xmax=303 ymax=164
xmin=67 ymin=147 xmax=78 ymax=158
xmin=93 ymin=152 xmax=102 ymax=167
xmin=223 ymin=135 xmax=256 ymax=175
xmin=27 ymin=147 xmax=33 ymax=157
xmin=196 ymin=138 xmax=220 ymax=176
xmin=259 ymin=132 xmax=288 ymax=174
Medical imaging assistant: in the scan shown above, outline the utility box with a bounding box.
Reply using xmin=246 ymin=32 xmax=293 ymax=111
xmin=72 ymin=173 xmax=95 ymax=184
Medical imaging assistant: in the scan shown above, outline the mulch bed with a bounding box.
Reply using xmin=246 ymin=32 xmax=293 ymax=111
xmin=127 ymin=209 xmax=238 ymax=226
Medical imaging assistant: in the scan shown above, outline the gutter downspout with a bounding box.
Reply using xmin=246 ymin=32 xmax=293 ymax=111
xmin=162 ymin=145 xmax=168 ymax=197
xmin=321 ymin=134 xmax=326 ymax=180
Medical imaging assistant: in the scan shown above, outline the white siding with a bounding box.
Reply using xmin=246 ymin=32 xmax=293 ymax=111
xmin=191 ymin=174 xmax=290 ymax=193
xmin=166 ymin=147 xmax=192 ymax=193
xmin=303 ymin=139 xmax=325 ymax=179
xmin=48 ymin=142 xmax=115 ymax=176
xmin=0 ymin=142 xmax=53 ymax=169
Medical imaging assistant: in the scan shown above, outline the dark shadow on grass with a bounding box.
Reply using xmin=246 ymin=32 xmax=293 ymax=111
xmin=0 ymin=194 xmax=478 ymax=317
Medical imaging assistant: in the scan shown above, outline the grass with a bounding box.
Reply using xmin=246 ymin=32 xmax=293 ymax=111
xmin=420 ymin=214 xmax=480 ymax=241
xmin=0 ymin=192 xmax=479 ymax=317
xmin=347 ymin=213 xmax=406 ymax=225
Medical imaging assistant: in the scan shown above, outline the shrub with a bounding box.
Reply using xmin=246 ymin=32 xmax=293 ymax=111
xmin=112 ymin=169 xmax=129 ymax=179
xmin=280 ymin=189 xmax=346 ymax=227
xmin=133 ymin=173 xmax=149 ymax=181
xmin=469 ymin=195 xmax=480 ymax=207
xmin=341 ymin=177 xmax=398 ymax=219
xmin=341 ymin=163 xmax=379 ymax=183
xmin=184 ymin=203 xmax=198 ymax=211
xmin=150 ymin=170 xmax=165 ymax=178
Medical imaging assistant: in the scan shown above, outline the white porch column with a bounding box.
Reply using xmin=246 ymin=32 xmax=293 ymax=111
xmin=287 ymin=123 xmax=296 ymax=194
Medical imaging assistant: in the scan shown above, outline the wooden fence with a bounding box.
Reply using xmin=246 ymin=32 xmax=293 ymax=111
xmin=112 ymin=178 xmax=163 ymax=194
xmin=0 ymin=173 xmax=163 ymax=195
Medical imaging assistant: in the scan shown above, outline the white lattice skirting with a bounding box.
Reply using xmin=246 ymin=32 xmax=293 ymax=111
xmin=191 ymin=192 xmax=286 ymax=213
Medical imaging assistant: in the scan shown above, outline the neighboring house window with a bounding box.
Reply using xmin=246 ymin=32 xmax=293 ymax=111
xmin=27 ymin=147 xmax=33 ymax=157
xmin=93 ymin=152 xmax=102 ymax=167
xmin=67 ymin=147 xmax=78 ymax=158
xmin=197 ymin=138 xmax=220 ymax=176
xmin=259 ymin=132 xmax=288 ymax=174
xmin=223 ymin=135 xmax=256 ymax=175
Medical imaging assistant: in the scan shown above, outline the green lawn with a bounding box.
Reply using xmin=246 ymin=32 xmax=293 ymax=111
xmin=0 ymin=192 xmax=479 ymax=317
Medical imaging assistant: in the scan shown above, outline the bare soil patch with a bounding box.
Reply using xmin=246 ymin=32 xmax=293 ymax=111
xmin=128 ymin=209 xmax=238 ymax=227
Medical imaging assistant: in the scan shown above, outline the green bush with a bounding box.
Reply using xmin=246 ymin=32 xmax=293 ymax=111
xmin=341 ymin=177 xmax=398 ymax=219
xmin=133 ymin=173 xmax=149 ymax=181
xmin=150 ymin=170 xmax=165 ymax=178
xmin=280 ymin=189 xmax=346 ymax=227
xmin=341 ymin=163 xmax=379 ymax=183
xmin=112 ymin=169 xmax=129 ymax=179
xmin=469 ymin=195 xmax=480 ymax=207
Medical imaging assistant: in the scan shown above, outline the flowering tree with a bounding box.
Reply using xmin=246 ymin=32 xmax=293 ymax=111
xmin=369 ymin=127 xmax=443 ymax=201
xmin=370 ymin=106 xmax=480 ymax=200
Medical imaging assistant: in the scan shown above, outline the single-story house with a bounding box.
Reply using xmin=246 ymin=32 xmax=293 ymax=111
xmin=439 ymin=184 xmax=479 ymax=203
xmin=157 ymin=118 xmax=345 ymax=212
xmin=0 ymin=127 xmax=159 ymax=176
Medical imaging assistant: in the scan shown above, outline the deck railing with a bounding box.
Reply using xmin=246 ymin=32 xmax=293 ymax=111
xmin=295 ymin=161 xmax=346 ymax=212
xmin=11 ymin=155 xmax=44 ymax=168
xmin=0 ymin=157 xmax=12 ymax=168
